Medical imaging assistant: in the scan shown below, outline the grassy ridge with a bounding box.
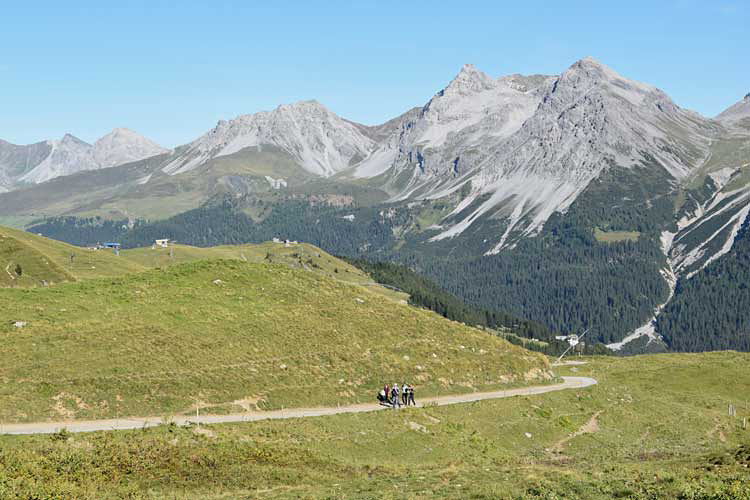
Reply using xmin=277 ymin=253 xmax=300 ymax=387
xmin=0 ymin=231 xmax=73 ymax=287
xmin=0 ymin=259 xmax=550 ymax=423
xmin=0 ymin=226 xmax=146 ymax=281
xmin=1 ymin=353 xmax=748 ymax=498
xmin=0 ymin=225 xmax=406 ymax=301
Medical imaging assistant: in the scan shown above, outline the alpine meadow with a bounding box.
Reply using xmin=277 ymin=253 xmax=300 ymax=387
xmin=1 ymin=3 xmax=749 ymax=499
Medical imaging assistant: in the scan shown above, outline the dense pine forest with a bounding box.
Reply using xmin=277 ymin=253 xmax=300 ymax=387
xmin=26 ymin=216 xmax=143 ymax=246
xmin=406 ymin=229 xmax=669 ymax=345
xmin=342 ymin=258 xmax=612 ymax=355
xmin=656 ymin=218 xmax=750 ymax=351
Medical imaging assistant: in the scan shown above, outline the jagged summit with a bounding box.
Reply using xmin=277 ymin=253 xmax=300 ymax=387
xmin=442 ymin=64 xmax=497 ymax=95
xmin=351 ymin=63 xmax=540 ymax=179
xmin=60 ymin=133 xmax=89 ymax=145
xmin=348 ymin=56 xmax=716 ymax=252
xmin=0 ymin=129 xmax=165 ymax=187
xmin=162 ymin=99 xmax=375 ymax=177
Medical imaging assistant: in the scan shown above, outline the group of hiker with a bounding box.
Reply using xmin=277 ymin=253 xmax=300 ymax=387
xmin=377 ymin=382 xmax=416 ymax=408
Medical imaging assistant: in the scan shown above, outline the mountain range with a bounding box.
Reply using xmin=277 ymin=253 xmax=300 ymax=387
xmin=0 ymin=128 xmax=167 ymax=191
xmin=1 ymin=57 xmax=749 ymax=353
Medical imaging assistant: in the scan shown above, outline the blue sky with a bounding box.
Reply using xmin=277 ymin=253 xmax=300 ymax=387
xmin=1 ymin=1 xmax=748 ymax=146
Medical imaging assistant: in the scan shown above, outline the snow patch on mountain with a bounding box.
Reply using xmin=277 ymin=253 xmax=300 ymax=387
xmin=163 ymin=100 xmax=374 ymax=177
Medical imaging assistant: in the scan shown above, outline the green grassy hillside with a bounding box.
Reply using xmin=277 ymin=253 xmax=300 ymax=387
xmin=0 ymin=226 xmax=406 ymax=301
xmin=0 ymin=258 xmax=550 ymax=423
xmin=0 ymin=226 xmax=146 ymax=281
xmin=1 ymin=353 xmax=748 ymax=498
xmin=0 ymin=230 xmax=73 ymax=287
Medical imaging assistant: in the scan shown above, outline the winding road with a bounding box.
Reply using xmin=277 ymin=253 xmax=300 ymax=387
xmin=0 ymin=376 xmax=596 ymax=436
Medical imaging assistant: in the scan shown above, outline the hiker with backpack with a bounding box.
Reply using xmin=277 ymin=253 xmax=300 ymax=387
xmin=407 ymin=384 xmax=416 ymax=406
xmin=401 ymin=383 xmax=409 ymax=406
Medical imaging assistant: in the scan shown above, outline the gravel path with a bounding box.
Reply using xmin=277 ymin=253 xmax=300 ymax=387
xmin=0 ymin=376 xmax=596 ymax=435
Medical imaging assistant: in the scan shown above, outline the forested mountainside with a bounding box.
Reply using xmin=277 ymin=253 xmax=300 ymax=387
xmin=656 ymin=216 xmax=750 ymax=352
xmin=340 ymin=258 xmax=612 ymax=355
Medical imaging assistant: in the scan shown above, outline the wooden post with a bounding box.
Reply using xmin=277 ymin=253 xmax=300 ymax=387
xmin=743 ymin=417 xmax=747 ymax=430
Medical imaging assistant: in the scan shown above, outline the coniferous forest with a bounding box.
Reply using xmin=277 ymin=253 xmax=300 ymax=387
xmin=26 ymin=194 xmax=750 ymax=354
xmin=656 ymin=218 xmax=750 ymax=352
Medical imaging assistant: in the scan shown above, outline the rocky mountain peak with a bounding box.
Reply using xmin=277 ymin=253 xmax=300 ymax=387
xmin=162 ymin=99 xmax=375 ymax=177
xmin=108 ymin=127 xmax=139 ymax=138
xmin=92 ymin=128 xmax=167 ymax=168
xmin=275 ymin=99 xmax=327 ymax=114
xmin=60 ymin=133 xmax=89 ymax=146
xmin=716 ymin=92 xmax=750 ymax=125
xmin=442 ymin=64 xmax=497 ymax=95
xmin=556 ymin=56 xmax=665 ymax=109
xmin=9 ymin=129 xmax=164 ymax=185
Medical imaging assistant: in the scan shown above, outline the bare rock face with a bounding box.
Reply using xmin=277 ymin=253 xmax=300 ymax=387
xmin=716 ymin=92 xmax=750 ymax=127
xmin=351 ymin=64 xmax=547 ymax=183
xmin=1 ymin=129 xmax=166 ymax=188
xmin=20 ymin=134 xmax=98 ymax=184
xmin=91 ymin=128 xmax=166 ymax=169
xmin=350 ymin=58 xmax=719 ymax=251
xmin=162 ymin=100 xmax=375 ymax=177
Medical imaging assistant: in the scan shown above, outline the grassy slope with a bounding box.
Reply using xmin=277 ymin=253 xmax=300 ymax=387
xmin=0 ymin=154 xmax=168 ymax=218
xmin=0 ymin=231 xmax=73 ymax=287
xmin=0 ymin=146 xmax=389 ymax=222
xmin=122 ymin=242 xmax=408 ymax=302
xmin=593 ymin=227 xmax=641 ymax=243
xmin=0 ymin=225 xmax=406 ymax=300
xmin=1 ymin=353 xmax=748 ymax=498
xmin=0 ymin=226 xmax=146 ymax=281
xmin=0 ymin=259 xmax=550 ymax=423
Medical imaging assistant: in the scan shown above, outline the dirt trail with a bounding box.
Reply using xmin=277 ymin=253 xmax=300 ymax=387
xmin=552 ymin=410 xmax=602 ymax=453
xmin=0 ymin=376 xmax=596 ymax=435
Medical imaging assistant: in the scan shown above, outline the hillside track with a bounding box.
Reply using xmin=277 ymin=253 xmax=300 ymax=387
xmin=0 ymin=376 xmax=596 ymax=435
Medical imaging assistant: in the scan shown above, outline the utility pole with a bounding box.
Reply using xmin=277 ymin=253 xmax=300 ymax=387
xmin=556 ymin=329 xmax=590 ymax=364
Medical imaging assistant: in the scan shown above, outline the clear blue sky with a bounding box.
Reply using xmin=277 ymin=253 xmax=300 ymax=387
xmin=1 ymin=1 xmax=747 ymax=147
